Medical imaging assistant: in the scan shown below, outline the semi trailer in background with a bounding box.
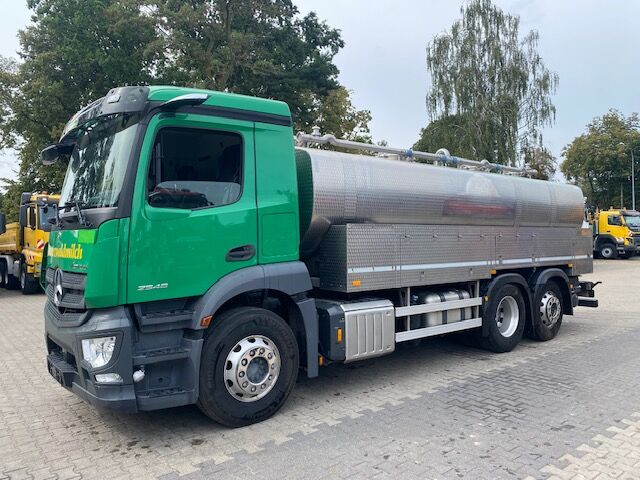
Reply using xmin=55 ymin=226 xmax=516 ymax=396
xmin=0 ymin=192 xmax=60 ymax=293
xmin=40 ymin=86 xmax=597 ymax=427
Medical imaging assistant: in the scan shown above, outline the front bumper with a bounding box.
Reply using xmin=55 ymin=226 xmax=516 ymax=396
xmin=45 ymin=305 xmax=138 ymax=412
xmin=45 ymin=302 xmax=203 ymax=413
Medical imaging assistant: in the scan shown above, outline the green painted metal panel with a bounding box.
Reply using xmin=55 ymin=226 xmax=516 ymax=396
xmin=126 ymin=112 xmax=258 ymax=304
xmin=147 ymin=86 xmax=291 ymax=118
xmin=47 ymin=220 xmax=125 ymax=308
xmin=254 ymin=122 xmax=300 ymax=263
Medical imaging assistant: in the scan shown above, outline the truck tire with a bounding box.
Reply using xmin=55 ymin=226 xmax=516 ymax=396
xmin=481 ymin=284 xmax=525 ymax=353
xmin=599 ymin=243 xmax=617 ymax=259
xmin=197 ymin=307 xmax=299 ymax=427
xmin=530 ymin=280 xmax=563 ymax=342
xmin=0 ymin=260 xmax=6 ymax=288
xmin=20 ymin=260 xmax=40 ymax=294
xmin=5 ymin=262 xmax=20 ymax=290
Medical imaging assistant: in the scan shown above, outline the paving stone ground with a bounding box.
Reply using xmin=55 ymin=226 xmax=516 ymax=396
xmin=1 ymin=258 xmax=639 ymax=479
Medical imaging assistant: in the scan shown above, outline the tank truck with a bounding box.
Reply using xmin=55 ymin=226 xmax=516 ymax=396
xmin=40 ymin=86 xmax=597 ymax=426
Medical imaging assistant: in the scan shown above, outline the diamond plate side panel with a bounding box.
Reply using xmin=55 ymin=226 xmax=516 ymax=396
xmin=312 ymin=224 xmax=593 ymax=293
xmin=346 ymin=224 xmax=399 ymax=291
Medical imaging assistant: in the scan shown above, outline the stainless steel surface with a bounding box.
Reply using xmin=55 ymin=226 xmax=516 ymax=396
xmin=404 ymin=290 xmax=475 ymax=328
xmin=314 ymin=223 xmax=593 ymax=293
xmin=540 ymin=290 xmax=562 ymax=326
xmin=223 ymin=335 xmax=281 ymax=403
xmin=296 ymin=148 xmax=585 ymax=257
xmin=341 ymin=300 xmax=395 ymax=363
xmin=295 ymin=129 xmax=536 ymax=175
xmin=396 ymin=297 xmax=482 ymax=318
xmin=395 ymin=317 xmax=483 ymax=343
xmin=496 ymin=296 xmax=519 ymax=337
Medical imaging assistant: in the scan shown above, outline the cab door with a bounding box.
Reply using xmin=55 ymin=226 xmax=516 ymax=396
xmin=127 ymin=112 xmax=257 ymax=304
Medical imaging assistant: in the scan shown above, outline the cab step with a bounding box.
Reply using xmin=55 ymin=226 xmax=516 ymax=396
xmin=133 ymin=346 xmax=190 ymax=365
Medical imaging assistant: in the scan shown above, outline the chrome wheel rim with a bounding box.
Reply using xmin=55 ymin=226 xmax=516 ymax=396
xmin=224 ymin=335 xmax=281 ymax=403
xmin=540 ymin=291 xmax=562 ymax=326
xmin=495 ymin=296 xmax=519 ymax=337
xmin=601 ymin=246 xmax=614 ymax=258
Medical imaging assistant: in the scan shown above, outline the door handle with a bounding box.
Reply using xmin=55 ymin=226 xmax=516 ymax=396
xmin=226 ymin=244 xmax=255 ymax=262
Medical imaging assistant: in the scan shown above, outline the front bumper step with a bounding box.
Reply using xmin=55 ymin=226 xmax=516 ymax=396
xmin=578 ymin=297 xmax=599 ymax=308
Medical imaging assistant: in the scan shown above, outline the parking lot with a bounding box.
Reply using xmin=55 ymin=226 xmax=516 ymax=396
xmin=1 ymin=258 xmax=639 ymax=479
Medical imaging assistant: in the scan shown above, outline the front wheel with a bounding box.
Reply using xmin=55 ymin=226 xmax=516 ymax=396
xmin=20 ymin=260 xmax=40 ymax=294
xmin=197 ymin=307 xmax=299 ymax=427
xmin=599 ymin=243 xmax=617 ymax=259
xmin=481 ymin=284 xmax=525 ymax=353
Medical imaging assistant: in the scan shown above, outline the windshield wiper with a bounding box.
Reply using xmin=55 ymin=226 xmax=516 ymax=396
xmin=58 ymin=200 xmax=93 ymax=228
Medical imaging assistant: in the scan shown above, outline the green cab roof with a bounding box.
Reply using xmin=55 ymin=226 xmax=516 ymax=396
xmin=147 ymin=85 xmax=292 ymax=118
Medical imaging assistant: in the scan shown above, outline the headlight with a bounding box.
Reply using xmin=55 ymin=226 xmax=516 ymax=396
xmin=82 ymin=336 xmax=116 ymax=368
xmin=615 ymin=237 xmax=624 ymax=243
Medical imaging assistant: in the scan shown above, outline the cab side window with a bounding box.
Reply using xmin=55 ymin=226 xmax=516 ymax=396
xmin=147 ymin=128 xmax=243 ymax=210
xmin=608 ymin=215 xmax=622 ymax=226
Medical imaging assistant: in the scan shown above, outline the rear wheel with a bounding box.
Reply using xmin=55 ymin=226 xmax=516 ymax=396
xmin=20 ymin=260 xmax=40 ymax=294
xmin=481 ymin=284 xmax=525 ymax=353
xmin=599 ymin=243 xmax=617 ymax=259
xmin=530 ymin=281 xmax=563 ymax=341
xmin=197 ymin=307 xmax=299 ymax=427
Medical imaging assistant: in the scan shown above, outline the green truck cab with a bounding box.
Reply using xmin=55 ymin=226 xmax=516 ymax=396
xmin=43 ymin=86 xmax=313 ymax=425
xmin=42 ymin=86 xmax=597 ymax=427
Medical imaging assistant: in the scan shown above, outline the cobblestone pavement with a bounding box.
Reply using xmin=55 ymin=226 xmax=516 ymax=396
xmin=1 ymin=258 xmax=639 ymax=479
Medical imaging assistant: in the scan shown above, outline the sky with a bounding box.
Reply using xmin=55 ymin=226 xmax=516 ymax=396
xmin=1 ymin=0 xmax=640 ymax=185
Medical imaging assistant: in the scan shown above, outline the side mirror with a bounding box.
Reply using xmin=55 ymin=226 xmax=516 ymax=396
xmin=40 ymin=143 xmax=74 ymax=165
xmin=0 ymin=213 xmax=5 ymax=234
xmin=19 ymin=205 xmax=27 ymax=228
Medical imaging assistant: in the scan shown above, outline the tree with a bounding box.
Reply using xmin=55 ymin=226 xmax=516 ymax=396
xmin=0 ymin=0 xmax=166 ymax=219
xmin=522 ymin=146 xmax=556 ymax=180
xmin=313 ymin=86 xmax=371 ymax=142
xmin=413 ymin=114 xmax=476 ymax=159
xmin=562 ymin=110 xmax=640 ymax=209
xmin=151 ymin=0 xmax=350 ymax=132
xmin=1 ymin=1 xmax=371 ymax=219
xmin=424 ymin=0 xmax=558 ymax=166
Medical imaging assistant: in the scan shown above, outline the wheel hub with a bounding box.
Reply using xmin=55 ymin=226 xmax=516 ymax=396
xmin=224 ymin=335 xmax=280 ymax=403
xmin=495 ymin=296 xmax=519 ymax=337
xmin=540 ymin=291 xmax=561 ymax=326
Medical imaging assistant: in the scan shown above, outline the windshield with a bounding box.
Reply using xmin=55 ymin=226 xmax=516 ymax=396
xmin=623 ymin=215 xmax=640 ymax=229
xmin=38 ymin=205 xmax=57 ymax=229
xmin=59 ymin=114 xmax=140 ymax=209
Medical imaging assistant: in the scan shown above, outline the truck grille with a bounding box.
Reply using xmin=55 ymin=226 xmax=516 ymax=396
xmin=45 ymin=268 xmax=88 ymax=326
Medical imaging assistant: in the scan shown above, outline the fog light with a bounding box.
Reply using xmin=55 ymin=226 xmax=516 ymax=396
xmin=82 ymin=336 xmax=116 ymax=368
xmin=95 ymin=373 xmax=122 ymax=384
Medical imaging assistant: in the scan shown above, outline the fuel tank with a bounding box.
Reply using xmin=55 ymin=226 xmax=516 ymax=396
xmin=295 ymin=148 xmax=585 ymax=257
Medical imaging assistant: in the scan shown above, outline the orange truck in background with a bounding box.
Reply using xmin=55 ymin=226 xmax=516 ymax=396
xmin=0 ymin=192 xmax=60 ymax=293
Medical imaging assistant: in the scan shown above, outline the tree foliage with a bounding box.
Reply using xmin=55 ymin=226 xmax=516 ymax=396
xmin=0 ymin=0 xmax=370 ymax=219
xmin=424 ymin=0 xmax=558 ymax=166
xmin=1 ymin=0 xmax=160 ymax=220
xmin=413 ymin=114 xmax=476 ymax=159
xmin=562 ymin=110 xmax=640 ymax=209
xmin=521 ymin=146 xmax=556 ymax=180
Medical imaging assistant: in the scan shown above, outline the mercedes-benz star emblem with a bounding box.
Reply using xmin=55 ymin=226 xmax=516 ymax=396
xmin=53 ymin=268 xmax=64 ymax=307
